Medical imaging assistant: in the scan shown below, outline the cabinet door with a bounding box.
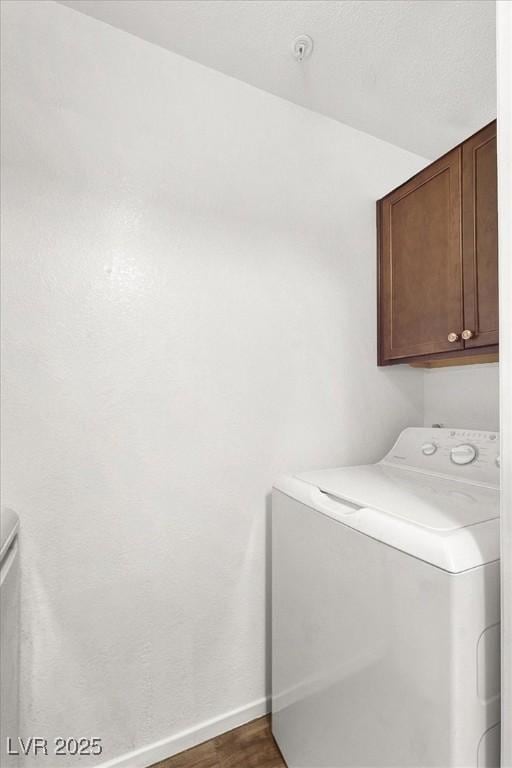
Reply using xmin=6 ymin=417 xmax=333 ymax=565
xmin=462 ymin=122 xmax=498 ymax=348
xmin=378 ymin=148 xmax=463 ymax=364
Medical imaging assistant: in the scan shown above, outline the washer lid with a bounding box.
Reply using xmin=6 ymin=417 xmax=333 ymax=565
xmin=274 ymin=472 xmax=499 ymax=572
xmin=296 ymin=463 xmax=499 ymax=532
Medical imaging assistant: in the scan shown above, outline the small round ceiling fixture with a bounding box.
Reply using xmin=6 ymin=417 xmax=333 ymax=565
xmin=292 ymin=34 xmax=313 ymax=62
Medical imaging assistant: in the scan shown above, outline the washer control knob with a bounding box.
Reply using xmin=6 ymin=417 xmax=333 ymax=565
xmin=496 ymin=456 xmax=501 ymax=468
xmin=450 ymin=444 xmax=477 ymax=465
xmin=422 ymin=442 xmax=437 ymax=456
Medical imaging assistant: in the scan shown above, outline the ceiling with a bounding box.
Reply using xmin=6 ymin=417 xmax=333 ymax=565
xmin=58 ymin=0 xmax=496 ymax=158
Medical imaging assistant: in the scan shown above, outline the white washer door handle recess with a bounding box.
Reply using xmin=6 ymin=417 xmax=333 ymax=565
xmin=310 ymin=488 xmax=361 ymax=518
xmin=450 ymin=444 xmax=477 ymax=465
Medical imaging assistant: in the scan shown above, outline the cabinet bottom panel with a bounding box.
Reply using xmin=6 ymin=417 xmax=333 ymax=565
xmin=378 ymin=345 xmax=499 ymax=368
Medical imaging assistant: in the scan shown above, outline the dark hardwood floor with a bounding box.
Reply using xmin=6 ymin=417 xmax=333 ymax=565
xmin=150 ymin=716 xmax=286 ymax=768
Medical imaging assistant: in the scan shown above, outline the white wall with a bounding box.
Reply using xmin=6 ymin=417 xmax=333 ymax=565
xmin=423 ymin=364 xmax=500 ymax=431
xmin=0 ymin=2 xmax=426 ymax=765
xmin=497 ymin=1 xmax=512 ymax=763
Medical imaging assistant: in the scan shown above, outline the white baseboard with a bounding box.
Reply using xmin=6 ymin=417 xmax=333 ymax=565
xmin=95 ymin=696 xmax=271 ymax=768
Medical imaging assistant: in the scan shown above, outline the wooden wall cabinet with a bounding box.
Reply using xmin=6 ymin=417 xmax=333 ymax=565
xmin=377 ymin=121 xmax=498 ymax=367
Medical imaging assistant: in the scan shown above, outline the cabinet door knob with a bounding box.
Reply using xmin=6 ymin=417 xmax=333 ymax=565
xmin=447 ymin=332 xmax=459 ymax=342
xmin=461 ymin=329 xmax=474 ymax=340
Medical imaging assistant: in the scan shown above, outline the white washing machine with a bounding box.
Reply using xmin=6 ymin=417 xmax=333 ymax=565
xmin=272 ymin=428 xmax=500 ymax=768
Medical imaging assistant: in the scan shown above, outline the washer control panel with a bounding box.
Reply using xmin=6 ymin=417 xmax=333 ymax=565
xmin=383 ymin=428 xmax=499 ymax=487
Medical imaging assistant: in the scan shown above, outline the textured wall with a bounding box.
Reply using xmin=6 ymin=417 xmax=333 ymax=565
xmin=496 ymin=5 xmax=512 ymax=761
xmin=423 ymin=365 xmax=499 ymax=432
xmin=1 ymin=1 xmax=425 ymax=764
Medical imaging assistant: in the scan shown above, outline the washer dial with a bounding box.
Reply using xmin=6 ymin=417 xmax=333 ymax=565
xmin=450 ymin=444 xmax=477 ymax=465
xmin=421 ymin=442 xmax=437 ymax=456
